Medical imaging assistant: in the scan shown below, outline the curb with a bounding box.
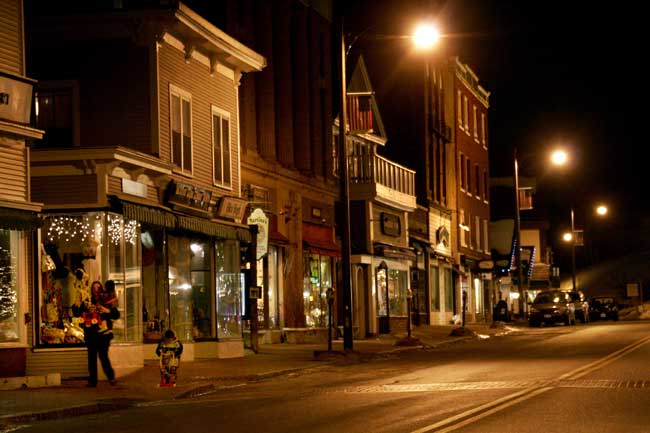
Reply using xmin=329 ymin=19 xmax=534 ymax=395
xmin=0 ymin=399 xmax=138 ymax=428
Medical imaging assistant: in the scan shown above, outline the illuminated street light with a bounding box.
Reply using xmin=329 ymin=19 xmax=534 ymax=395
xmin=413 ymin=23 xmax=440 ymax=49
xmin=514 ymin=147 xmax=570 ymax=316
xmin=596 ymin=205 xmax=608 ymax=216
xmin=338 ymin=20 xmax=440 ymax=350
xmin=563 ymin=232 xmax=573 ymax=242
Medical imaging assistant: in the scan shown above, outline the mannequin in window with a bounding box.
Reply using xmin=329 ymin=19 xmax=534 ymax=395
xmin=81 ymin=238 xmax=101 ymax=284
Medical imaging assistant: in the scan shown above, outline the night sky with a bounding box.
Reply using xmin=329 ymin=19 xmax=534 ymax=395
xmin=344 ymin=0 xmax=649 ymax=272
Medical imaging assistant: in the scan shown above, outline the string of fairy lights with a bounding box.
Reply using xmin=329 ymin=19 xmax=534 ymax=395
xmin=46 ymin=213 xmax=140 ymax=246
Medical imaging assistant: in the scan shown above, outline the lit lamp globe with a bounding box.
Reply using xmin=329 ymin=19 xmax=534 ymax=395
xmin=563 ymin=232 xmax=573 ymax=242
xmin=596 ymin=205 xmax=608 ymax=216
xmin=413 ymin=24 xmax=440 ymax=50
xmin=550 ymin=149 xmax=569 ymax=166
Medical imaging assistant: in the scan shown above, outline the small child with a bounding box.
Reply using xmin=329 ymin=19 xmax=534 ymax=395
xmin=155 ymin=329 xmax=183 ymax=387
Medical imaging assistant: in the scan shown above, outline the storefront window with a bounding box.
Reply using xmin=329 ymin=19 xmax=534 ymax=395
xmin=388 ymin=269 xmax=408 ymax=316
xmin=377 ymin=266 xmax=387 ymax=317
xmin=190 ymin=240 xmax=212 ymax=339
xmin=0 ymin=230 xmax=22 ymax=343
xmin=303 ymin=253 xmax=332 ymax=327
xmin=40 ymin=212 xmax=104 ymax=346
xmin=267 ymin=247 xmax=279 ymax=328
xmin=168 ymin=235 xmax=193 ymax=342
xmin=444 ymin=268 xmax=454 ymax=311
xmin=141 ymin=226 xmax=168 ymax=343
xmin=39 ymin=212 xmax=142 ymax=346
xmin=215 ymin=240 xmax=242 ymax=339
xmin=106 ymin=213 xmax=141 ymax=343
xmin=430 ymin=266 xmax=440 ymax=311
xmin=474 ymin=277 xmax=482 ymax=314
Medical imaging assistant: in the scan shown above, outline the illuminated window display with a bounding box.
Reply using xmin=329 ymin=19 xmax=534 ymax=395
xmin=0 ymin=230 xmax=23 ymax=343
xmin=39 ymin=212 xmax=141 ymax=346
xmin=257 ymin=247 xmax=279 ymax=329
xmin=215 ymin=240 xmax=242 ymax=339
xmin=376 ymin=266 xmax=408 ymax=317
xmin=141 ymin=226 xmax=168 ymax=343
xmin=303 ymin=253 xmax=332 ymax=328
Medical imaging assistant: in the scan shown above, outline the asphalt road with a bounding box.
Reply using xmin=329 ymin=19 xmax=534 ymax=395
xmin=11 ymin=321 xmax=650 ymax=433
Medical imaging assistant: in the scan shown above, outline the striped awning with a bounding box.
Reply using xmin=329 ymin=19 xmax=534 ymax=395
xmin=177 ymin=215 xmax=251 ymax=242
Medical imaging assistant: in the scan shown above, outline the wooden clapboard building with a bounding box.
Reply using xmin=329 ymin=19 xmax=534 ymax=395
xmin=24 ymin=1 xmax=264 ymax=378
xmin=0 ymin=0 xmax=44 ymax=378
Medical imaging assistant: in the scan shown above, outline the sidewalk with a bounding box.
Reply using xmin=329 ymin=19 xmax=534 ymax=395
xmin=0 ymin=323 xmax=516 ymax=427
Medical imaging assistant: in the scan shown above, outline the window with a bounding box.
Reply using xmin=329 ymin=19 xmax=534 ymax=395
xmin=475 ymin=164 xmax=480 ymax=197
xmin=481 ymin=113 xmax=487 ymax=147
xmin=475 ymin=216 xmax=481 ymax=251
xmin=473 ymin=105 xmax=478 ymax=140
xmin=460 ymin=209 xmax=467 ymax=247
xmin=444 ymin=268 xmax=453 ymax=312
xmin=457 ymin=90 xmax=463 ymax=129
xmin=170 ymin=84 xmax=192 ymax=174
xmin=212 ymin=106 xmax=232 ymax=188
xmin=463 ymin=95 xmax=469 ymax=133
xmin=483 ymin=219 xmax=489 ymax=253
xmin=430 ymin=266 xmax=440 ymax=311
xmin=0 ymin=230 xmax=25 ymax=344
xmin=483 ymin=170 xmax=489 ymax=202
xmin=459 ymin=154 xmax=466 ymax=191
xmin=465 ymin=158 xmax=472 ymax=195
xmin=304 ymin=253 xmax=333 ymax=327
xmin=35 ymin=81 xmax=79 ymax=148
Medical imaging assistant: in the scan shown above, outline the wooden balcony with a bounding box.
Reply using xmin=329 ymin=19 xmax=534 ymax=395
xmin=348 ymin=153 xmax=416 ymax=211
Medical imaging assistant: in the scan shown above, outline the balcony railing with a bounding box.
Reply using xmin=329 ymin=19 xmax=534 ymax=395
xmin=348 ymin=153 xmax=416 ymax=211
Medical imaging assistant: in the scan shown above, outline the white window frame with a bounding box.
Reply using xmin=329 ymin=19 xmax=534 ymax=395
xmin=463 ymin=95 xmax=469 ymax=134
xmin=211 ymin=105 xmax=233 ymax=189
xmin=473 ymin=105 xmax=479 ymax=141
xmin=481 ymin=112 xmax=487 ymax=149
xmin=457 ymin=90 xmax=463 ymax=130
xmin=169 ymin=83 xmax=193 ymax=176
xmin=459 ymin=209 xmax=467 ymax=248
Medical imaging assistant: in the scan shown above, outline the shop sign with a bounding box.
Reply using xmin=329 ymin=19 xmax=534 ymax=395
xmin=121 ymin=178 xmax=148 ymax=199
xmin=247 ymin=207 xmax=268 ymax=260
xmin=627 ymin=282 xmax=639 ymax=297
xmin=0 ymin=75 xmax=33 ymax=124
xmin=166 ymin=180 xmax=212 ymax=215
xmin=380 ymin=212 xmax=401 ymax=237
xmin=478 ymin=260 xmax=494 ymax=270
xmin=217 ymin=196 xmax=247 ymax=223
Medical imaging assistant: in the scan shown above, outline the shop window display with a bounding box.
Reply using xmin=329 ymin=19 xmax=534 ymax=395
xmin=303 ymin=253 xmax=332 ymax=328
xmin=215 ymin=240 xmax=242 ymax=339
xmin=39 ymin=212 xmax=141 ymax=346
xmin=190 ymin=240 xmax=212 ymax=339
xmin=257 ymin=247 xmax=279 ymax=329
xmin=0 ymin=230 xmax=22 ymax=343
xmin=167 ymin=235 xmax=194 ymax=342
xmin=141 ymin=226 xmax=168 ymax=343
xmin=388 ymin=269 xmax=408 ymax=316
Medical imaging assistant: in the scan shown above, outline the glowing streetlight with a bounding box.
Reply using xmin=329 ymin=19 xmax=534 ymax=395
xmin=413 ymin=23 xmax=440 ymax=49
xmin=550 ymin=149 xmax=569 ymax=166
xmin=596 ymin=205 xmax=608 ymax=216
xmin=338 ymin=20 xmax=441 ymax=349
xmin=563 ymin=232 xmax=573 ymax=242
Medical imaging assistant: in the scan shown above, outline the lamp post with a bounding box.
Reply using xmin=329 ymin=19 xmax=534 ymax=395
xmin=513 ymin=148 xmax=568 ymax=315
xmin=337 ymin=19 xmax=440 ymax=350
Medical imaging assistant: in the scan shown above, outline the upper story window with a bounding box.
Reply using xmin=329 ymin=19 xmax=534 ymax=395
xmin=457 ymin=90 xmax=463 ymax=130
xmin=211 ymin=106 xmax=231 ymax=188
xmin=481 ymin=113 xmax=487 ymax=148
xmin=483 ymin=170 xmax=489 ymax=202
xmin=473 ymin=105 xmax=478 ymax=141
xmin=474 ymin=164 xmax=480 ymax=197
xmin=34 ymin=80 xmax=79 ymax=148
xmin=170 ymin=84 xmax=192 ymax=175
xmin=463 ymin=95 xmax=469 ymax=133
xmin=466 ymin=157 xmax=471 ymax=194
xmin=459 ymin=154 xmax=466 ymax=191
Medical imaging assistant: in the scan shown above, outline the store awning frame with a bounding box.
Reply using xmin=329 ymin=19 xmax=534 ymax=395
xmin=0 ymin=206 xmax=43 ymax=230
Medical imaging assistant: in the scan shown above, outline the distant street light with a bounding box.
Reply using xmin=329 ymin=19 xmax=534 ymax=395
xmin=514 ymin=147 xmax=570 ymax=316
xmin=338 ymin=19 xmax=441 ymax=350
xmin=563 ymin=203 xmax=609 ymax=292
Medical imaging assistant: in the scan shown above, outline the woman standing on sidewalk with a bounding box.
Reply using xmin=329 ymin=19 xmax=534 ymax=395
xmin=72 ymin=280 xmax=119 ymax=387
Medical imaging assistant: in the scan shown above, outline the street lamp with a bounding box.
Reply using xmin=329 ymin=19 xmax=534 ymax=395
xmin=563 ymin=204 xmax=608 ymax=292
xmin=338 ymin=19 xmax=440 ymax=350
xmin=513 ymin=147 xmax=568 ymax=316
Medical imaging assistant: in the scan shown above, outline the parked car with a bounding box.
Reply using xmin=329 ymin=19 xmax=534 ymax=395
xmin=589 ymin=297 xmax=619 ymax=321
xmin=528 ymin=290 xmax=575 ymax=327
xmin=568 ymin=291 xmax=590 ymax=323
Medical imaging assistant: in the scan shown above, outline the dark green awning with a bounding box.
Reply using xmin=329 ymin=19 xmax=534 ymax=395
xmin=121 ymin=202 xmax=177 ymax=229
xmin=0 ymin=207 xmax=42 ymax=230
xmin=177 ymin=215 xmax=251 ymax=242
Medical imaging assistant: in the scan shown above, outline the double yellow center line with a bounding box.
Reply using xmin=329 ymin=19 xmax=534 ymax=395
xmin=411 ymin=335 xmax=650 ymax=433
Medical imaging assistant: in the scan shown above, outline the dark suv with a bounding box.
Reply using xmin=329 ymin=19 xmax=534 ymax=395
xmin=528 ymin=290 xmax=575 ymax=327
xmin=589 ymin=297 xmax=619 ymax=321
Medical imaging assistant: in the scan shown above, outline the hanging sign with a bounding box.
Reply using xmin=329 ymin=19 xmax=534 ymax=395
xmin=247 ymin=208 xmax=269 ymax=260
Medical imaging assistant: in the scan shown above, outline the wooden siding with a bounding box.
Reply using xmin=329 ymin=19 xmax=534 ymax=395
xmin=0 ymin=0 xmax=23 ymax=75
xmin=0 ymin=135 xmax=27 ymax=202
xmin=158 ymin=43 xmax=240 ymax=195
xmin=31 ymin=175 xmax=97 ymax=205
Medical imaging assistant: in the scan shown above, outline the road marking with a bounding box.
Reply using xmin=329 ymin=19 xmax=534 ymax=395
xmin=409 ymin=334 xmax=650 ymax=433
xmin=558 ymin=334 xmax=650 ymax=380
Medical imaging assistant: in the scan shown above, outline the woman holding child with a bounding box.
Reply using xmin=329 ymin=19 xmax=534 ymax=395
xmin=72 ymin=280 xmax=119 ymax=387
